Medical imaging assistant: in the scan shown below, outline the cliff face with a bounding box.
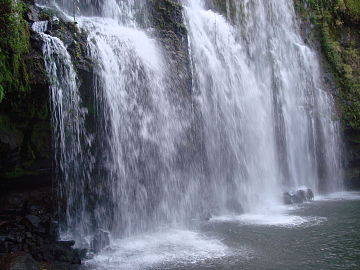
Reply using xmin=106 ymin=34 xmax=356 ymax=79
xmin=0 ymin=1 xmax=91 ymax=268
xmin=0 ymin=0 xmax=51 ymax=192
xmin=294 ymin=0 xmax=360 ymax=189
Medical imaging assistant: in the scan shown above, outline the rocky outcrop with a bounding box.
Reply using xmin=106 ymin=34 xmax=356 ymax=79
xmin=0 ymin=188 xmax=84 ymax=269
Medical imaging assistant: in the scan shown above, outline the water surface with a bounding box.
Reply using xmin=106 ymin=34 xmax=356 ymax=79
xmin=85 ymin=192 xmax=360 ymax=270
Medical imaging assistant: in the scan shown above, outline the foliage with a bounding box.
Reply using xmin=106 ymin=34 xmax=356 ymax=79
xmin=295 ymin=0 xmax=360 ymax=129
xmin=344 ymin=0 xmax=360 ymax=20
xmin=0 ymin=0 xmax=30 ymax=103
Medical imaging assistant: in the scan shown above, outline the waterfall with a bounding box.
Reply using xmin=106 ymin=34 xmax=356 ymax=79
xmin=184 ymin=0 xmax=343 ymax=213
xmin=35 ymin=0 xmax=206 ymax=242
xmin=35 ymin=0 xmax=343 ymax=249
xmin=32 ymin=21 xmax=93 ymax=240
xmin=76 ymin=14 xmax=195 ymax=237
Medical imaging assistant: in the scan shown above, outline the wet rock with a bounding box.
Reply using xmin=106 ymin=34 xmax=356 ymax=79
xmin=56 ymin=240 xmax=75 ymax=248
xmin=49 ymin=16 xmax=60 ymax=31
xmin=26 ymin=5 xmax=39 ymax=22
xmin=0 ymin=191 xmax=81 ymax=266
xmin=25 ymin=215 xmax=40 ymax=228
xmin=91 ymin=230 xmax=110 ymax=253
xmin=0 ymin=252 xmax=40 ymax=270
xmin=305 ymin=188 xmax=314 ymax=200
xmin=283 ymin=188 xmax=315 ymax=204
xmin=295 ymin=189 xmax=307 ymax=202
xmin=45 ymin=242 xmax=82 ymax=264
xmin=283 ymin=192 xmax=293 ymax=205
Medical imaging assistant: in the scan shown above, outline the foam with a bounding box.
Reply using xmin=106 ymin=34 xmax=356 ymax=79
xmin=315 ymin=191 xmax=360 ymax=201
xmin=85 ymin=229 xmax=230 ymax=270
xmin=211 ymin=214 xmax=326 ymax=228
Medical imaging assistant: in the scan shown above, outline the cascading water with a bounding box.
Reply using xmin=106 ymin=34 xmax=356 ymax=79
xmin=32 ymin=20 xmax=92 ymax=240
xmin=184 ymin=0 xmax=343 ymax=213
xmin=35 ymin=0 xmax=343 ymax=260
xmin=36 ymin=0 xmax=206 ymax=243
xmin=77 ymin=11 xmax=197 ymax=238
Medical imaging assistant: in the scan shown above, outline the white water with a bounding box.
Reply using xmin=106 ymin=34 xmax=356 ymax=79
xmin=184 ymin=0 xmax=343 ymax=214
xmin=85 ymin=229 xmax=232 ymax=270
xmin=32 ymin=20 xmax=93 ymax=240
xmin=34 ymin=0 xmax=344 ymax=265
xmin=315 ymin=191 xmax=360 ymax=201
xmin=77 ymin=14 xmax=194 ymax=237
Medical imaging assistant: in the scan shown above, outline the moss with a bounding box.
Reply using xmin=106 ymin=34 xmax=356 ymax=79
xmin=0 ymin=0 xmax=31 ymax=104
xmin=344 ymin=0 xmax=360 ymax=21
xmin=295 ymin=0 xmax=360 ymax=129
xmin=0 ymin=1 xmax=52 ymax=181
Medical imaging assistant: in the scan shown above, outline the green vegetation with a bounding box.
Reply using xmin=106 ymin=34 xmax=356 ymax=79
xmin=295 ymin=0 xmax=360 ymax=129
xmin=344 ymin=0 xmax=360 ymax=20
xmin=0 ymin=0 xmax=52 ymax=180
xmin=0 ymin=0 xmax=30 ymax=103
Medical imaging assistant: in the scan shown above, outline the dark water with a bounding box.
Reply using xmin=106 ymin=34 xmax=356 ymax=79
xmin=85 ymin=192 xmax=360 ymax=270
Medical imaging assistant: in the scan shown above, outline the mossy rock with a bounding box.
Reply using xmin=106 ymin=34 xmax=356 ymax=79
xmin=343 ymin=0 xmax=360 ymax=23
xmin=0 ymin=0 xmax=31 ymax=103
xmin=0 ymin=1 xmax=52 ymax=183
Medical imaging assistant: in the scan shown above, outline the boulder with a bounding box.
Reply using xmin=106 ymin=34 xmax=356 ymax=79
xmin=283 ymin=188 xmax=315 ymax=205
xmin=305 ymin=188 xmax=314 ymax=200
xmin=283 ymin=192 xmax=293 ymax=205
xmin=295 ymin=189 xmax=307 ymax=202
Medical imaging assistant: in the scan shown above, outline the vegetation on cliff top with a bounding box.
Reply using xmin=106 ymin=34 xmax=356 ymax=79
xmin=0 ymin=0 xmax=30 ymax=103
